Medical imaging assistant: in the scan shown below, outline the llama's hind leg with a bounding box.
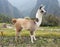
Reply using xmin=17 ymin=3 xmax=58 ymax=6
xmin=15 ymin=29 xmax=21 ymax=41
xmin=15 ymin=30 xmax=19 ymax=41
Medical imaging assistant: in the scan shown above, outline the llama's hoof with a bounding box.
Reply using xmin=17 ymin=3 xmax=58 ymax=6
xmin=32 ymin=42 xmax=34 ymax=44
xmin=34 ymin=38 xmax=37 ymax=40
xmin=31 ymin=41 xmax=34 ymax=43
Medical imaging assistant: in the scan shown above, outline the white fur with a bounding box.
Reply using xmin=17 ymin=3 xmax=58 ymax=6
xmin=33 ymin=32 xmax=36 ymax=40
xmin=30 ymin=35 xmax=34 ymax=43
xmin=36 ymin=9 xmax=43 ymax=27
xmin=36 ymin=6 xmax=46 ymax=27
xmin=33 ymin=35 xmax=36 ymax=40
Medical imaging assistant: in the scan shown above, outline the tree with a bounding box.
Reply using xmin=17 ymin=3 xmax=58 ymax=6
xmin=0 ymin=14 xmax=12 ymax=23
xmin=41 ymin=14 xmax=60 ymax=26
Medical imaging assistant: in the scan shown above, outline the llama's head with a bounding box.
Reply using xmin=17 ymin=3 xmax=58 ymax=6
xmin=39 ymin=4 xmax=46 ymax=15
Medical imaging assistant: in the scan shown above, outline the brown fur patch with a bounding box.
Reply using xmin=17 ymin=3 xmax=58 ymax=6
xmin=12 ymin=19 xmax=17 ymax=24
xmin=35 ymin=18 xmax=39 ymax=22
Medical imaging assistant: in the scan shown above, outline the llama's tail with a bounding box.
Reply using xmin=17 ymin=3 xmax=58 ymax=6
xmin=12 ymin=19 xmax=17 ymax=24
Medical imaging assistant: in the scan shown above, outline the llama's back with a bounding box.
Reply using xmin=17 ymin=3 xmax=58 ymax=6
xmin=14 ymin=18 xmax=37 ymax=31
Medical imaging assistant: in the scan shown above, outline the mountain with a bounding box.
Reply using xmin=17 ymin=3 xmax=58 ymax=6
xmin=8 ymin=0 xmax=37 ymax=17
xmin=0 ymin=0 xmax=23 ymax=18
xmin=0 ymin=0 xmax=60 ymax=18
xmin=30 ymin=0 xmax=60 ymax=18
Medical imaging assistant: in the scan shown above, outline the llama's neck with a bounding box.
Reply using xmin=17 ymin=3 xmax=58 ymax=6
xmin=36 ymin=9 xmax=43 ymax=27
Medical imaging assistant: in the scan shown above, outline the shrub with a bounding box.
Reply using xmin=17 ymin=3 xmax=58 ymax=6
xmin=41 ymin=14 xmax=60 ymax=26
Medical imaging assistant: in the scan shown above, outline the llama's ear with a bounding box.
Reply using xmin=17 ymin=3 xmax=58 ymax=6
xmin=40 ymin=4 xmax=43 ymax=9
xmin=40 ymin=6 xmax=42 ymax=9
xmin=40 ymin=4 xmax=45 ymax=9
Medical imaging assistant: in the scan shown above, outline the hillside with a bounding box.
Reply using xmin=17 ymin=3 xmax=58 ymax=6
xmin=8 ymin=0 xmax=37 ymax=17
xmin=0 ymin=0 xmax=60 ymax=18
xmin=30 ymin=0 xmax=60 ymax=17
xmin=0 ymin=0 xmax=23 ymax=18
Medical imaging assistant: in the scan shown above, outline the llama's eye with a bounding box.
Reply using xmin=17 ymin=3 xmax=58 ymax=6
xmin=41 ymin=10 xmax=44 ymax=13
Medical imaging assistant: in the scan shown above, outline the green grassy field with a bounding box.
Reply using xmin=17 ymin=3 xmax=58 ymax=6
xmin=0 ymin=27 xmax=60 ymax=37
xmin=0 ymin=23 xmax=60 ymax=37
xmin=0 ymin=23 xmax=60 ymax=47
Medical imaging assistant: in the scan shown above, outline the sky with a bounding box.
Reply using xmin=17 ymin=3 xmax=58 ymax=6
xmin=8 ymin=0 xmax=37 ymax=12
xmin=8 ymin=0 xmax=60 ymax=12
xmin=58 ymin=0 xmax=60 ymax=5
xmin=8 ymin=0 xmax=60 ymax=7
xmin=58 ymin=0 xmax=60 ymax=2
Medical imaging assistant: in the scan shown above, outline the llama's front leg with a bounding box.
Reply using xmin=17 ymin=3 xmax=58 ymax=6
xmin=30 ymin=35 xmax=34 ymax=43
xmin=30 ymin=31 xmax=34 ymax=43
xmin=33 ymin=35 xmax=36 ymax=41
xmin=33 ymin=32 xmax=36 ymax=40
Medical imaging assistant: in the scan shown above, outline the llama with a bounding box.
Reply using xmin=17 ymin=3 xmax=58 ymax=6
xmin=12 ymin=5 xmax=46 ymax=43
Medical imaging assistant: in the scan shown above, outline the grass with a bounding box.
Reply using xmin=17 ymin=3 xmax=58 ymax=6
xmin=0 ymin=23 xmax=60 ymax=37
xmin=0 ymin=35 xmax=60 ymax=47
xmin=0 ymin=23 xmax=60 ymax=47
xmin=0 ymin=27 xmax=60 ymax=38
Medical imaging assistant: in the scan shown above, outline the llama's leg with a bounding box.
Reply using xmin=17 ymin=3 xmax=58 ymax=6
xmin=15 ymin=29 xmax=20 ymax=41
xmin=15 ymin=28 xmax=22 ymax=41
xmin=30 ymin=31 xmax=34 ymax=43
xmin=33 ymin=31 xmax=36 ymax=40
